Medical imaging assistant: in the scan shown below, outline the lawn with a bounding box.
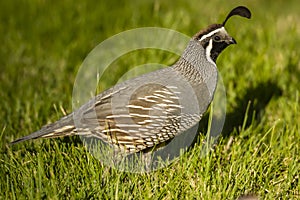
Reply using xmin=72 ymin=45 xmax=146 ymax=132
xmin=0 ymin=0 xmax=299 ymax=199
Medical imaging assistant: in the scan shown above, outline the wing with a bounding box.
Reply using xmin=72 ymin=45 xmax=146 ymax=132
xmin=74 ymin=67 xmax=207 ymax=153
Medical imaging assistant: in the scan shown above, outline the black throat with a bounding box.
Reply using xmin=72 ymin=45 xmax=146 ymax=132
xmin=209 ymin=41 xmax=230 ymax=62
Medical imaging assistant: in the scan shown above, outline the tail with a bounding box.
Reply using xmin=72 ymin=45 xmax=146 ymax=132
xmin=11 ymin=113 xmax=76 ymax=145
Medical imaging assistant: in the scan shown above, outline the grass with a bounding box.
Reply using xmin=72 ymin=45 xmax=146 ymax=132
xmin=1 ymin=0 xmax=300 ymax=199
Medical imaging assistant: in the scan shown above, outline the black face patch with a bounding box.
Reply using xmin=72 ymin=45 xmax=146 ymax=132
xmin=210 ymin=41 xmax=230 ymax=62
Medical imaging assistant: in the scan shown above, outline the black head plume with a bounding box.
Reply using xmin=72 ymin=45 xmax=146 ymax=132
xmin=222 ymin=6 xmax=251 ymax=26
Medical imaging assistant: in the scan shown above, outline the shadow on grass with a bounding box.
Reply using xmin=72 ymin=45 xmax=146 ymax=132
xmin=222 ymin=80 xmax=282 ymax=137
xmin=198 ymin=80 xmax=283 ymax=139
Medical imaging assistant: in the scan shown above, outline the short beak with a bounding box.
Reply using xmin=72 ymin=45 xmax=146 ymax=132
xmin=229 ymin=37 xmax=237 ymax=44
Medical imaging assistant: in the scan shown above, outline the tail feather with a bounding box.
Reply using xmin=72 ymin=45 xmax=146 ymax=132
xmin=11 ymin=113 xmax=75 ymax=145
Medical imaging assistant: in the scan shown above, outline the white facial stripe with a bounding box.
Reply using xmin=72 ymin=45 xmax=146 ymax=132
xmin=199 ymin=27 xmax=226 ymax=42
xmin=206 ymin=39 xmax=215 ymax=65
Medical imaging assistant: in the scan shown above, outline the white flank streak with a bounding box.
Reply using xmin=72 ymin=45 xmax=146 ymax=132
xmin=54 ymin=125 xmax=74 ymax=133
xmin=126 ymin=105 xmax=152 ymax=110
xmin=150 ymin=115 xmax=168 ymax=119
xmin=206 ymin=39 xmax=215 ymax=65
xmin=138 ymin=97 xmax=157 ymax=103
xmin=167 ymin=108 xmax=178 ymax=112
xmin=153 ymin=93 xmax=166 ymax=98
xmin=117 ymin=140 xmax=131 ymax=144
xmin=41 ymin=133 xmax=55 ymax=137
xmin=146 ymin=142 xmax=154 ymax=145
xmin=167 ymin=86 xmax=177 ymax=89
xmin=100 ymin=87 xmax=126 ymax=100
xmin=102 ymin=129 xmax=129 ymax=134
xmin=138 ymin=128 xmax=149 ymax=132
xmin=130 ymin=113 xmax=150 ymax=118
xmin=143 ymin=95 xmax=155 ymax=98
xmin=199 ymin=27 xmax=225 ymax=42
xmin=100 ymin=93 xmax=112 ymax=100
xmin=169 ymin=95 xmax=179 ymax=99
xmin=119 ymin=135 xmax=137 ymax=140
xmin=168 ymin=104 xmax=183 ymax=108
xmin=162 ymin=99 xmax=174 ymax=103
xmin=137 ymin=119 xmax=154 ymax=125
xmin=155 ymin=118 xmax=164 ymax=122
xmin=125 ymin=144 xmax=136 ymax=149
xmin=151 ymin=123 xmax=160 ymax=127
xmin=143 ymin=119 xmax=153 ymax=123
xmin=128 ymin=130 xmax=139 ymax=133
xmin=156 ymin=103 xmax=167 ymax=107
xmin=156 ymin=89 xmax=173 ymax=95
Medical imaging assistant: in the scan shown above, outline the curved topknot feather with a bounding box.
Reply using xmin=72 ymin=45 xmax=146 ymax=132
xmin=222 ymin=6 xmax=252 ymax=26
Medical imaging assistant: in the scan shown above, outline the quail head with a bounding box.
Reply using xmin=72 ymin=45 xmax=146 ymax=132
xmin=11 ymin=6 xmax=251 ymax=157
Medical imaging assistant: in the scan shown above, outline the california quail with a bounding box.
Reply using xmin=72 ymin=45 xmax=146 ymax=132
xmin=11 ymin=7 xmax=251 ymax=157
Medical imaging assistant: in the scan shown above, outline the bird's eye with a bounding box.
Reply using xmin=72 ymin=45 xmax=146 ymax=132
xmin=214 ymin=35 xmax=221 ymax=41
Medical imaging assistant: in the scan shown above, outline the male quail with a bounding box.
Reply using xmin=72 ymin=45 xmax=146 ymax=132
xmin=11 ymin=6 xmax=251 ymax=156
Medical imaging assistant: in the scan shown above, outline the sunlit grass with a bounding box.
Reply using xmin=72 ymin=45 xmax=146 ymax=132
xmin=1 ymin=0 xmax=299 ymax=199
